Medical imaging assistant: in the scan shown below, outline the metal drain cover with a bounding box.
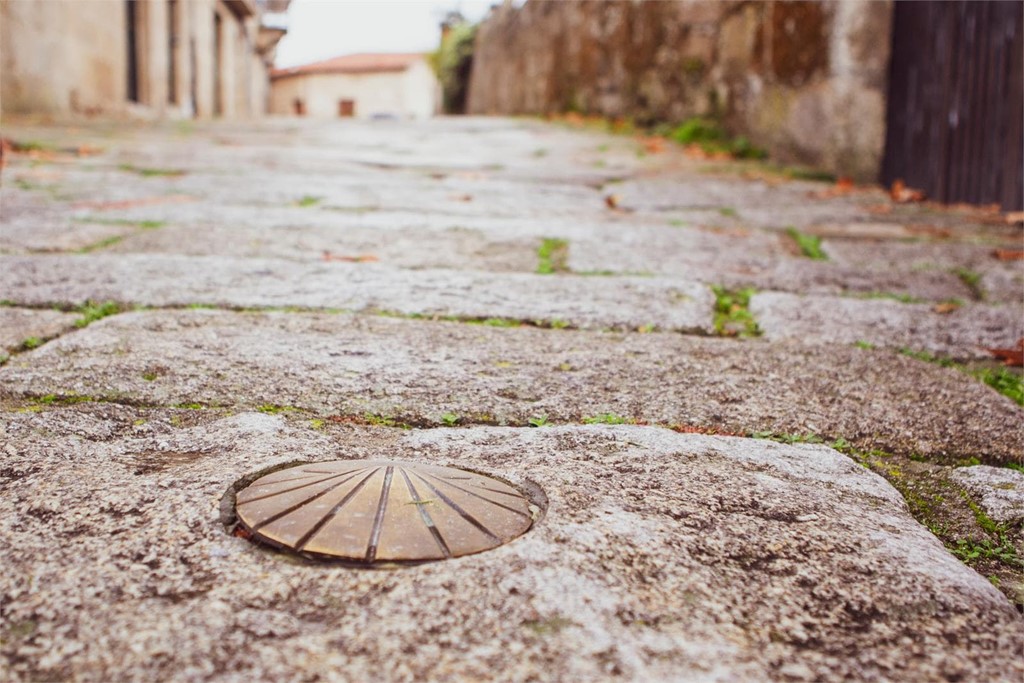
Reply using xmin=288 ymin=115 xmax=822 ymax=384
xmin=235 ymin=460 xmax=534 ymax=562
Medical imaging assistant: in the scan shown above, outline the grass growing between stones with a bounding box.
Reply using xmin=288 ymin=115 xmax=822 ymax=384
xmin=785 ymin=228 xmax=827 ymax=260
xmin=295 ymin=195 xmax=322 ymax=208
xmin=753 ymin=430 xmax=1023 ymax=607
xmin=537 ymin=238 xmax=569 ymax=274
xmin=711 ymin=286 xmax=761 ymax=337
xmin=899 ymin=348 xmax=1024 ymax=407
xmin=75 ymin=301 xmax=123 ymax=328
xmin=118 ymin=164 xmax=186 ymax=178
xmin=952 ymin=267 xmax=985 ymax=300
xmin=76 ymin=235 xmax=126 ymax=253
xmin=75 ymin=217 xmax=167 ymax=230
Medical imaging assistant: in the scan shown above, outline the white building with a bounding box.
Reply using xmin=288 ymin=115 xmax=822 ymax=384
xmin=270 ymin=53 xmax=438 ymax=119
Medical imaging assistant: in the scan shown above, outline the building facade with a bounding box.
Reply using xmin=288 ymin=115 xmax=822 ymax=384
xmin=0 ymin=0 xmax=288 ymax=118
xmin=270 ymin=53 xmax=439 ymax=120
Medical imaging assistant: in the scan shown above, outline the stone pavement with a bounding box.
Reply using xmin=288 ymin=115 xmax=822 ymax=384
xmin=1 ymin=118 xmax=1022 ymax=682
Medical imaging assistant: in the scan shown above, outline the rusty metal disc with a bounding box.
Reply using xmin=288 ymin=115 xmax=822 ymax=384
xmin=235 ymin=460 xmax=534 ymax=562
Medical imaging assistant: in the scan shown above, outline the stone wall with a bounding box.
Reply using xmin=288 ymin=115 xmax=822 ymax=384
xmin=468 ymin=0 xmax=892 ymax=180
xmin=0 ymin=0 xmax=283 ymax=119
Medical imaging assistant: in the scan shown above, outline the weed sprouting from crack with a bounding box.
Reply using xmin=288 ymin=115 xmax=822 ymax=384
xmin=711 ymin=285 xmax=761 ymax=337
xmin=898 ymin=348 xmax=1023 ymax=406
xmin=952 ymin=267 xmax=985 ymax=300
xmin=537 ymin=238 xmax=569 ymax=274
xmin=75 ymin=301 xmax=124 ymax=328
xmin=786 ymin=227 xmax=827 ymax=260
xmin=118 ymin=164 xmax=186 ymax=178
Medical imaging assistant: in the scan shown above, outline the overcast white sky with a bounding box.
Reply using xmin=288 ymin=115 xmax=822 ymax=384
xmin=270 ymin=0 xmax=496 ymax=68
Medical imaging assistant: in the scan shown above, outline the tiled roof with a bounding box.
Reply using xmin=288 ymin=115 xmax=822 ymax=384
xmin=271 ymin=53 xmax=424 ymax=79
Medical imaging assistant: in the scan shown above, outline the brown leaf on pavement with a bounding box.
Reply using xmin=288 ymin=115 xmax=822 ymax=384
xmin=322 ymin=251 xmax=378 ymax=263
xmin=933 ymin=301 xmax=961 ymax=314
xmin=987 ymin=339 xmax=1024 ymax=367
xmin=890 ymin=179 xmax=926 ymax=203
xmin=992 ymin=249 xmax=1024 ymax=261
xmin=72 ymin=194 xmax=195 ymax=210
xmin=638 ymin=136 xmax=665 ymax=154
xmin=809 ymin=176 xmax=856 ymax=199
xmin=604 ymin=193 xmax=620 ymax=209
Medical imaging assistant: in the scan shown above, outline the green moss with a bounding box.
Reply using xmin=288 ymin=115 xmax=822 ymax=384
xmin=75 ymin=301 xmax=122 ymax=328
xmin=711 ymin=285 xmax=761 ymax=337
xmin=899 ymin=348 xmax=1022 ymax=406
xmin=856 ymin=291 xmax=924 ymax=304
xmin=537 ymin=238 xmax=569 ymax=274
xmin=953 ymin=267 xmax=984 ymax=300
xmin=668 ymin=118 xmax=767 ymax=159
xmin=256 ymin=404 xmax=302 ymax=414
xmin=583 ymin=413 xmax=631 ymax=425
xmin=76 ymin=235 xmax=125 ymax=253
xmin=118 ymin=164 xmax=185 ymax=178
xmin=786 ymin=228 xmax=827 ymax=260
xmin=20 ymin=337 xmax=42 ymax=350
xmin=975 ymin=367 xmax=1023 ymax=407
xmin=295 ymin=195 xmax=322 ymax=208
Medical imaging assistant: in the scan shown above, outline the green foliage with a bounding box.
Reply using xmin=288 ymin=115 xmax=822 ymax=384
xmin=975 ymin=367 xmax=1023 ymax=407
xmin=583 ymin=413 xmax=630 ymax=425
xmin=528 ymin=415 xmax=549 ymax=427
xmin=441 ymin=412 xmax=459 ymax=426
xmin=76 ymin=235 xmax=125 ymax=253
xmin=21 ymin=337 xmax=42 ymax=350
xmin=854 ymin=340 xmax=875 ymax=350
xmin=952 ymin=537 xmax=1022 ymax=568
xmin=899 ymin=348 xmax=1022 ymax=406
xmin=430 ymin=22 xmax=477 ymax=113
xmin=75 ymin=301 xmax=121 ymax=328
xmin=295 ymin=195 xmax=321 ymax=208
xmin=668 ymin=118 xmax=767 ymax=159
xmin=711 ymin=285 xmax=760 ymax=337
xmin=857 ymin=291 xmax=923 ymax=304
xmin=671 ymin=118 xmax=726 ymax=146
xmin=786 ymin=228 xmax=827 ymax=260
xmin=537 ymin=238 xmax=569 ymax=274
xmin=118 ymin=164 xmax=185 ymax=178
xmin=953 ymin=267 xmax=984 ymax=299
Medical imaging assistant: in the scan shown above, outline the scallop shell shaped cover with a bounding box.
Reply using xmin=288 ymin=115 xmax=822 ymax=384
xmin=235 ymin=460 xmax=533 ymax=562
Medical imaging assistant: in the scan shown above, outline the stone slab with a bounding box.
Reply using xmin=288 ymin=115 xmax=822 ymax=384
xmin=0 ymin=255 xmax=714 ymax=333
xmin=0 ymin=307 xmax=79 ymax=354
xmin=750 ymin=292 xmax=1024 ymax=359
xmin=1 ymin=412 xmax=1020 ymax=682
xmin=1 ymin=309 xmax=1019 ymax=463
xmin=951 ymin=466 xmax=1024 ymax=525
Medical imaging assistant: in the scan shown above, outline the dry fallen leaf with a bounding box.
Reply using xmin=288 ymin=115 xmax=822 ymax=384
xmin=890 ymin=179 xmax=926 ymax=203
xmin=322 ymin=251 xmax=378 ymax=263
xmin=933 ymin=302 xmax=961 ymax=314
xmin=604 ymin=194 xmax=620 ymax=209
xmin=73 ymin=194 xmax=195 ymax=210
xmin=638 ymin=136 xmax=665 ymax=154
xmin=992 ymin=249 xmax=1024 ymax=261
xmin=987 ymin=339 xmax=1024 ymax=367
xmin=810 ymin=176 xmax=856 ymax=199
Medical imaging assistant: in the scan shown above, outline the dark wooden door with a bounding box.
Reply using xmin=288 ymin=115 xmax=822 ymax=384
xmin=338 ymin=99 xmax=355 ymax=117
xmin=882 ymin=1 xmax=1023 ymax=211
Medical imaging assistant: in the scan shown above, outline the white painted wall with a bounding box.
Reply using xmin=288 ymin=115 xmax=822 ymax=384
xmin=270 ymin=59 xmax=438 ymax=119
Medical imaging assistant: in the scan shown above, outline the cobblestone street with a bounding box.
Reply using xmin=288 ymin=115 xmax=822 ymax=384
xmin=2 ymin=117 xmax=1022 ymax=681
